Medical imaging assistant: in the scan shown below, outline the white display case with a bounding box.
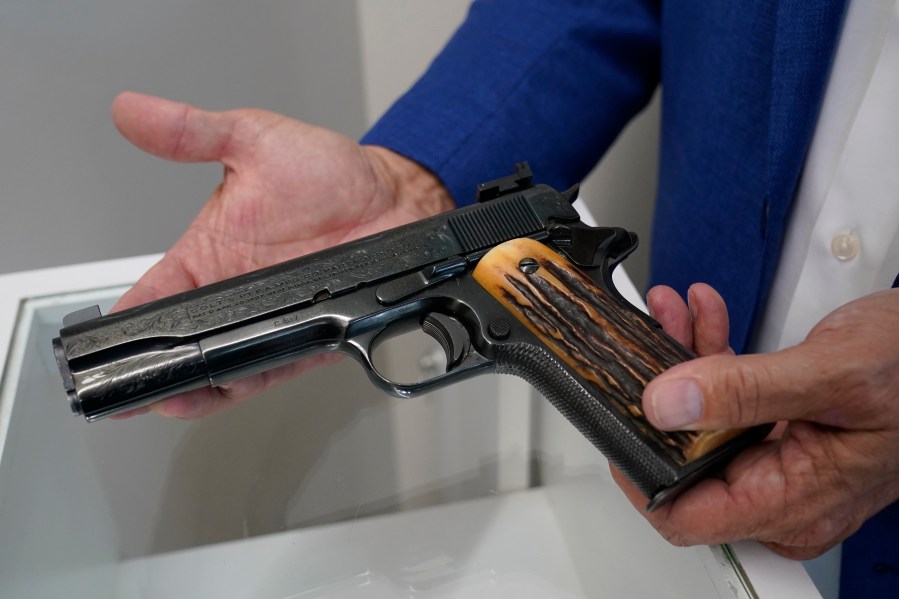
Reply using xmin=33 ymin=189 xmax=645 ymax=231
xmin=0 ymin=230 xmax=821 ymax=598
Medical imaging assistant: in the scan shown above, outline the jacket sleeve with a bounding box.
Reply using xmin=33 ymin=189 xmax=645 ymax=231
xmin=361 ymin=0 xmax=662 ymax=205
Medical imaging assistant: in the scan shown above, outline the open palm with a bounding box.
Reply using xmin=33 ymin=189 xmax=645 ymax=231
xmin=111 ymin=92 xmax=452 ymax=418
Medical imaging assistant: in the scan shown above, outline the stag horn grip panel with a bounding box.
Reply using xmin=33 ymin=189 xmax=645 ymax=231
xmin=472 ymin=238 xmax=748 ymax=500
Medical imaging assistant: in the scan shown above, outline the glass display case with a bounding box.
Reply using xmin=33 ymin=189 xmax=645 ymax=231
xmin=0 ymin=218 xmax=821 ymax=598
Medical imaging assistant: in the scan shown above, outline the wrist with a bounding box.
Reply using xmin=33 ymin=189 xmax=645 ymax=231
xmin=363 ymin=146 xmax=455 ymax=218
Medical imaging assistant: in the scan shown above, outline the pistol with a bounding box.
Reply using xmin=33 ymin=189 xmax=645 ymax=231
xmin=52 ymin=164 xmax=770 ymax=509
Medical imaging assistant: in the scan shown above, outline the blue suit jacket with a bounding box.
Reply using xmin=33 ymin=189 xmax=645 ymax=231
xmin=363 ymin=0 xmax=851 ymax=353
xmin=363 ymin=1 xmax=897 ymax=595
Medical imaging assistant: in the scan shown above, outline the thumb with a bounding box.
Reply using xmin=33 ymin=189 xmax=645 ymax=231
xmin=111 ymin=91 xmax=235 ymax=163
xmin=643 ymin=349 xmax=829 ymax=431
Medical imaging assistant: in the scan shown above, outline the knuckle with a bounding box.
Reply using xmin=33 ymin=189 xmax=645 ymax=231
xmin=717 ymin=359 xmax=768 ymax=425
xmin=656 ymin=524 xmax=692 ymax=548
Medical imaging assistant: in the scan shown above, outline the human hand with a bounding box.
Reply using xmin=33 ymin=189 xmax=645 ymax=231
xmin=110 ymin=92 xmax=454 ymax=419
xmin=611 ymin=283 xmax=899 ymax=559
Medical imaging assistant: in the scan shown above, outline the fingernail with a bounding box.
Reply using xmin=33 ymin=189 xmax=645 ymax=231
xmin=650 ymin=378 xmax=703 ymax=429
xmin=687 ymin=286 xmax=699 ymax=320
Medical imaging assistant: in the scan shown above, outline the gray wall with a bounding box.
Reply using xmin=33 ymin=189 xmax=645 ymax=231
xmin=0 ymin=0 xmax=367 ymax=275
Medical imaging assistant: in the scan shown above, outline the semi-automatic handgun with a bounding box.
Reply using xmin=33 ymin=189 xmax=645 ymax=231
xmin=52 ymin=164 xmax=770 ymax=509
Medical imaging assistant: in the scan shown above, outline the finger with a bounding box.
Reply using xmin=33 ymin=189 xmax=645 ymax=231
xmin=686 ymin=283 xmax=732 ymax=356
xmin=149 ymin=387 xmax=233 ymax=420
xmin=609 ymin=464 xmax=657 ymax=513
xmin=614 ymin=443 xmax=786 ymax=548
xmin=110 ymin=405 xmax=151 ymax=419
xmin=609 ymin=460 xmax=741 ymax=547
xmin=613 ymin=440 xmax=857 ymax=557
xmin=643 ymin=347 xmax=834 ymax=431
xmin=111 ymin=91 xmax=235 ymax=163
xmin=153 ymin=353 xmax=343 ymax=419
xmin=646 ymin=285 xmax=693 ymax=349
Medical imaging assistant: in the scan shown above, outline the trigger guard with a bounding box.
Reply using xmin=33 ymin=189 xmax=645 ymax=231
xmin=421 ymin=313 xmax=471 ymax=371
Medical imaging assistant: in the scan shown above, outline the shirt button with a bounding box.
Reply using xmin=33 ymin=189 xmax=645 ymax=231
xmin=831 ymin=230 xmax=860 ymax=261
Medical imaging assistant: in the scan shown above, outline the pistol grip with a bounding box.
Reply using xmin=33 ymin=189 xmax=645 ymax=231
xmin=472 ymin=238 xmax=770 ymax=508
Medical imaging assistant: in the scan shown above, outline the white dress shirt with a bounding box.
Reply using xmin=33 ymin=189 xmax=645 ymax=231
xmin=752 ymin=0 xmax=899 ymax=354
xmin=749 ymin=1 xmax=898 ymax=594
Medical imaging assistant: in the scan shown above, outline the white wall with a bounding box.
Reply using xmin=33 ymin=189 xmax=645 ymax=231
xmin=355 ymin=0 xmax=473 ymax=125
xmin=581 ymin=93 xmax=660 ymax=292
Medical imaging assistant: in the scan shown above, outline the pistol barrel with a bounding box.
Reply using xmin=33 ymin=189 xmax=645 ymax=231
xmin=53 ymin=337 xmax=209 ymax=421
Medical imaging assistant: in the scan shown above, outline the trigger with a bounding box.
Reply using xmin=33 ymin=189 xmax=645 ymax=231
xmin=421 ymin=313 xmax=471 ymax=371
